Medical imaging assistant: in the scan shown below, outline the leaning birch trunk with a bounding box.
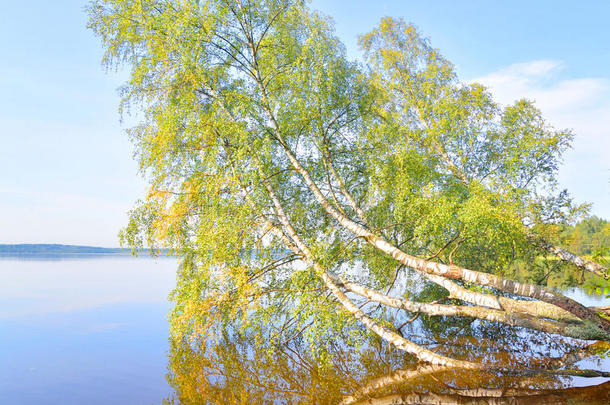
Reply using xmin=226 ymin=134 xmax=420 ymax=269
xmin=322 ymin=143 xmax=579 ymax=324
xmin=254 ymin=157 xmax=610 ymax=377
xmin=318 ymin=270 xmax=480 ymax=369
xmin=270 ymin=131 xmax=610 ymax=336
xmin=245 ymin=35 xmax=610 ymax=337
xmin=256 ymin=172 xmax=481 ymax=369
xmin=331 ymin=274 xmax=606 ymax=340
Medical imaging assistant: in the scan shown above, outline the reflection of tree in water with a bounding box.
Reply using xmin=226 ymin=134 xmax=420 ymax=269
xmin=164 ymin=329 xmax=348 ymax=404
xmin=163 ymin=310 xmax=610 ymax=405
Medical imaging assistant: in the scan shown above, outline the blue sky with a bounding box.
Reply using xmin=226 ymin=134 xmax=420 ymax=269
xmin=1 ymin=1 xmax=608 ymax=247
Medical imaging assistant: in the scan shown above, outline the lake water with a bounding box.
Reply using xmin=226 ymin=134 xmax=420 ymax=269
xmin=0 ymin=256 xmax=177 ymax=404
xmin=1 ymin=256 xmax=609 ymax=404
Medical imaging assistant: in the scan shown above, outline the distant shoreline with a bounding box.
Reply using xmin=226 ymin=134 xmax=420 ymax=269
xmin=0 ymin=244 xmax=176 ymax=260
xmin=0 ymin=244 xmax=125 ymax=255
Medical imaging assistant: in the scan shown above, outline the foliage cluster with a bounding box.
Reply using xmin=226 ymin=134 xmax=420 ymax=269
xmin=88 ymin=0 xmax=609 ymax=363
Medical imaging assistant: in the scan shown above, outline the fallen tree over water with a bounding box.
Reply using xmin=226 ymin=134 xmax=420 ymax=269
xmin=89 ymin=0 xmax=610 ymax=372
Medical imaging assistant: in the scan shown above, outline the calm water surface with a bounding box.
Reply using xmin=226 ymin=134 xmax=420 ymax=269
xmin=1 ymin=256 xmax=178 ymax=404
xmin=2 ymin=257 xmax=609 ymax=404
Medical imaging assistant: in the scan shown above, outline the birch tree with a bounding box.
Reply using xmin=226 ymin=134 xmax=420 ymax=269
xmin=88 ymin=0 xmax=610 ymax=370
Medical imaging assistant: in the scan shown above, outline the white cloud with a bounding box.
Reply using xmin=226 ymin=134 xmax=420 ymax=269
xmin=473 ymin=60 xmax=609 ymax=114
xmin=479 ymin=60 xmax=558 ymax=79
xmin=472 ymin=61 xmax=610 ymax=219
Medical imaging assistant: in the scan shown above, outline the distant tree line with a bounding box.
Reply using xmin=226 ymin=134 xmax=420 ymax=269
xmin=561 ymin=216 xmax=610 ymax=257
xmin=518 ymin=216 xmax=610 ymax=293
xmin=0 ymin=244 xmax=123 ymax=255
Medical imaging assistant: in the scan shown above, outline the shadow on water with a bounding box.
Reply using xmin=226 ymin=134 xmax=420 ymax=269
xmin=163 ymin=315 xmax=610 ymax=404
